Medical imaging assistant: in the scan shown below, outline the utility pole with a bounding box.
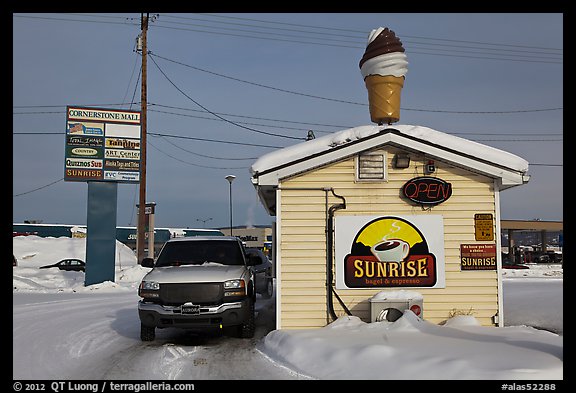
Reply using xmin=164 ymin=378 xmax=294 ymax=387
xmin=136 ymin=13 xmax=148 ymax=263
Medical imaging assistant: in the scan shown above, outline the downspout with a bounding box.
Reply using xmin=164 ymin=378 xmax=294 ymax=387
xmin=276 ymin=186 xmax=351 ymax=322
xmin=326 ymin=189 xmax=351 ymax=321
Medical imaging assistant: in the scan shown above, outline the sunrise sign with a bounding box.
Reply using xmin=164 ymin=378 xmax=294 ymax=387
xmin=335 ymin=215 xmax=446 ymax=289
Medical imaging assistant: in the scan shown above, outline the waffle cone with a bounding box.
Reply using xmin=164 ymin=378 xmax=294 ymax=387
xmin=364 ymin=75 xmax=404 ymax=125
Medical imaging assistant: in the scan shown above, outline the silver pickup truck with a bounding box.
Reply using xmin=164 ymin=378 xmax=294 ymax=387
xmin=137 ymin=236 xmax=259 ymax=341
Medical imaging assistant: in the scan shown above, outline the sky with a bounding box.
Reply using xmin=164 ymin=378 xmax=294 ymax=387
xmin=13 ymin=235 xmax=563 ymax=380
xmin=12 ymin=12 xmax=563 ymax=229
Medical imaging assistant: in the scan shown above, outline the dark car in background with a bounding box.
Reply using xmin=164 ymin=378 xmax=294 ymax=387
xmin=39 ymin=258 xmax=85 ymax=272
xmin=530 ymin=252 xmax=550 ymax=263
xmin=502 ymin=260 xmax=530 ymax=270
xmin=546 ymin=251 xmax=563 ymax=264
xmin=246 ymin=248 xmax=274 ymax=299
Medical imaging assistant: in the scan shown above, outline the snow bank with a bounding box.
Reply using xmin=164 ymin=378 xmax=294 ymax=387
xmin=13 ymin=236 xmax=146 ymax=293
xmin=262 ymin=311 xmax=563 ymax=380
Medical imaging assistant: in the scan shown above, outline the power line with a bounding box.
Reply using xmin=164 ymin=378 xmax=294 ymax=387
xmin=163 ymin=13 xmax=563 ymax=57
xmin=164 ymin=13 xmax=367 ymax=40
xmin=147 ymin=107 xmax=565 ymax=136
xmin=149 ymin=52 xmax=562 ymax=114
xmin=12 ymin=128 xmax=564 ymax=142
xmin=157 ymin=134 xmax=258 ymax=160
xmin=194 ymin=13 xmax=562 ymax=53
xmin=147 ymin=138 xmax=249 ymax=170
xmin=150 ymin=53 xmax=366 ymax=106
xmin=13 ymin=177 xmax=63 ymax=197
xmin=15 ymin=14 xmax=562 ymax=64
xmin=13 ymin=14 xmax=138 ymax=27
xmin=150 ymin=14 xmax=562 ymax=63
xmin=11 ymin=107 xmax=566 ymax=140
xmin=129 ymin=66 xmax=142 ymax=111
xmin=13 ymin=102 xmax=140 ymax=109
xmin=156 ymin=17 xmax=363 ymax=46
xmin=147 ymin=108 xmax=335 ymax=134
xmin=122 ymin=52 xmax=142 ymax=110
xmin=11 ymin=155 xmax=563 ymax=199
xmin=149 ymin=103 xmax=347 ymax=129
xmin=148 ymin=132 xmax=284 ymax=149
xmin=148 ymin=53 xmax=306 ymax=141
xmin=149 ymin=23 xmax=562 ymax=64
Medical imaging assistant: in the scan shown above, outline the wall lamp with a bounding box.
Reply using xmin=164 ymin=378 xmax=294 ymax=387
xmin=393 ymin=153 xmax=411 ymax=169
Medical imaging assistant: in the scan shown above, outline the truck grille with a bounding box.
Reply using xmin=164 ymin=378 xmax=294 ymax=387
xmin=159 ymin=283 xmax=223 ymax=305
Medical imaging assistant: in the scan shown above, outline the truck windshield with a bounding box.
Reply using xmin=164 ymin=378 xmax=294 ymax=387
xmin=155 ymin=240 xmax=245 ymax=267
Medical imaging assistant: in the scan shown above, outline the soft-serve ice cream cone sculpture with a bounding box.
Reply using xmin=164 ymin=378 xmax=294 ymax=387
xmin=359 ymin=27 xmax=408 ymax=125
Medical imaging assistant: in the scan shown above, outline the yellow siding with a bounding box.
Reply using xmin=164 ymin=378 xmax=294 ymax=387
xmin=278 ymin=147 xmax=499 ymax=329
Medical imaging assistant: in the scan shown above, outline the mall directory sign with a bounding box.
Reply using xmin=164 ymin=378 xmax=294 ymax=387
xmin=64 ymin=106 xmax=141 ymax=183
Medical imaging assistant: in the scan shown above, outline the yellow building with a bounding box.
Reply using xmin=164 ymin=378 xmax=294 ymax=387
xmin=250 ymin=124 xmax=529 ymax=329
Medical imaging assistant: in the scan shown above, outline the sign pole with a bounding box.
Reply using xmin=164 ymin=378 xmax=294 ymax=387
xmin=85 ymin=181 xmax=118 ymax=286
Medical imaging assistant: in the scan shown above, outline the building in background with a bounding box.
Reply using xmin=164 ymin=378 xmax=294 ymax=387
xmin=218 ymin=225 xmax=274 ymax=257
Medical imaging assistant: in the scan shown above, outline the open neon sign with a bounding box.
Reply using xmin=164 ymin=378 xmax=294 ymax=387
xmin=402 ymin=176 xmax=452 ymax=205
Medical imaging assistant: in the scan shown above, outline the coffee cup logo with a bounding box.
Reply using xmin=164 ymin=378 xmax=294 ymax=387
xmin=371 ymin=239 xmax=410 ymax=263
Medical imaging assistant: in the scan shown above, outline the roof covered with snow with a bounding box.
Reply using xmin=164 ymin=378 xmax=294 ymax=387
xmin=250 ymin=124 xmax=530 ymax=215
xmin=251 ymin=124 xmax=528 ymax=175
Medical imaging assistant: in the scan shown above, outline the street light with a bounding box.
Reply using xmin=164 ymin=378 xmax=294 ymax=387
xmin=225 ymin=175 xmax=236 ymax=236
xmin=196 ymin=218 xmax=212 ymax=228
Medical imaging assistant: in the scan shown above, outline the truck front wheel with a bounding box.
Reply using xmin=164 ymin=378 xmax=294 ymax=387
xmin=237 ymin=299 xmax=255 ymax=338
xmin=141 ymin=324 xmax=156 ymax=341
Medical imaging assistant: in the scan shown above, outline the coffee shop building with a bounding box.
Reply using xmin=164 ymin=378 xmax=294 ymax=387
xmin=250 ymin=124 xmax=530 ymax=329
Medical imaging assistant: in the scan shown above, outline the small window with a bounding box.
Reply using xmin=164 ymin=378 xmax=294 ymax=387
xmin=356 ymin=152 xmax=386 ymax=181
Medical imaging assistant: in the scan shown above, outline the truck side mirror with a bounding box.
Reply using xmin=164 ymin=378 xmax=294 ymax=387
xmin=141 ymin=257 xmax=155 ymax=268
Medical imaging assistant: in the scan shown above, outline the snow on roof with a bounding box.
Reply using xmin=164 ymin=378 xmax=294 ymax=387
xmin=250 ymin=124 xmax=529 ymax=176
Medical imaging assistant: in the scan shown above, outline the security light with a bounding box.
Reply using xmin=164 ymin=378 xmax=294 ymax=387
xmin=394 ymin=153 xmax=410 ymax=169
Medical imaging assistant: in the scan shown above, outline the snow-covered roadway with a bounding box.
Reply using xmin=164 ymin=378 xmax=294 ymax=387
xmin=13 ymin=291 xmax=308 ymax=380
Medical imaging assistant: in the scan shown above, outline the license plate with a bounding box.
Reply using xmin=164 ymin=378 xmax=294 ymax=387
xmin=181 ymin=304 xmax=200 ymax=314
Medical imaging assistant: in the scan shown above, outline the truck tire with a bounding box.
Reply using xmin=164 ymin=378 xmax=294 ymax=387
xmin=261 ymin=278 xmax=273 ymax=299
xmin=141 ymin=324 xmax=155 ymax=341
xmin=238 ymin=299 xmax=255 ymax=338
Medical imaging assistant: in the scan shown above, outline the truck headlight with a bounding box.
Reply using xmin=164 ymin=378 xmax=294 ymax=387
xmin=224 ymin=279 xmax=246 ymax=297
xmin=140 ymin=281 xmax=160 ymax=290
xmin=224 ymin=279 xmax=245 ymax=289
xmin=139 ymin=281 xmax=160 ymax=298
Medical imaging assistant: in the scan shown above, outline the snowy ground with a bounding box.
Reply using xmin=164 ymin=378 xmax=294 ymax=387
xmin=13 ymin=236 xmax=563 ymax=380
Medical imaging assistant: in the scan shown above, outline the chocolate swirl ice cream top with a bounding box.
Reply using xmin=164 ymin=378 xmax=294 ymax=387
xmin=359 ymin=27 xmax=408 ymax=79
xmin=359 ymin=27 xmax=405 ymax=68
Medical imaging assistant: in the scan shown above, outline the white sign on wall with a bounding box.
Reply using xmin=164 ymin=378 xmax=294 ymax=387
xmin=335 ymin=215 xmax=446 ymax=289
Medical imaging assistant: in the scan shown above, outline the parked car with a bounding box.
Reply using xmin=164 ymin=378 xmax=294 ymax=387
xmin=245 ymin=248 xmax=274 ymax=299
xmin=546 ymin=251 xmax=563 ymax=264
xmin=530 ymin=252 xmax=550 ymax=263
xmin=39 ymin=258 xmax=85 ymax=272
